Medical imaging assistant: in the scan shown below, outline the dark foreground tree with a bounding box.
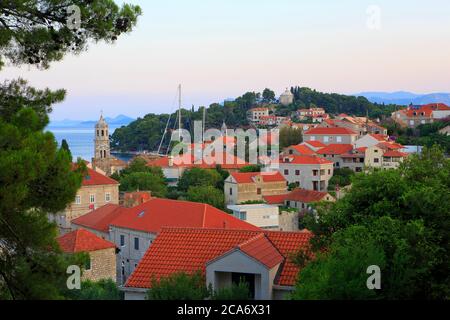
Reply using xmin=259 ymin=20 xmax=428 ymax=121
xmin=0 ymin=0 xmax=141 ymax=69
xmin=64 ymin=279 xmax=123 ymax=300
xmin=146 ymin=272 xmax=209 ymax=300
xmin=0 ymin=1 xmax=141 ymax=299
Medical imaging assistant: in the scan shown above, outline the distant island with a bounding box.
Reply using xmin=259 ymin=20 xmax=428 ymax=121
xmin=48 ymin=114 xmax=135 ymax=129
xmin=355 ymin=91 xmax=450 ymax=106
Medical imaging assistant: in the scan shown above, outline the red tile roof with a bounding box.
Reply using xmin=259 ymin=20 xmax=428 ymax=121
xmin=125 ymin=228 xmax=313 ymax=289
xmin=263 ymin=194 xmax=289 ymax=205
xmin=230 ymin=172 xmax=286 ymax=184
xmin=303 ymin=141 xmax=326 ymax=148
xmin=369 ymin=134 xmax=389 ymax=142
xmin=147 ymin=153 xmax=249 ymax=170
xmin=82 ymin=167 xmax=119 ymax=186
xmin=281 ymin=155 xmax=333 ymax=165
xmin=304 ymin=127 xmax=357 ymax=135
xmin=376 ymin=141 xmax=403 ymax=150
xmin=71 ymin=203 xmax=124 ymax=233
xmin=237 ymin=234 xmax=283 ymax=268
xmin=285 ymin=188 xmax=331 ymax=203
xmin=110 ymin=198 xmax=260 ymax=234
xmin=286 ymin=145 xmax=316 ymax=155
xmin=402 ymin=103 xmax=450 ymax=118
xmin=250 ymin=107 xmax=269 ymax=112
xmin=316 ymin=144 xmax=354 ymax=155
xmin=383 ymin=150 xmax=408 ymax=158
xmin=57 ymin=229 xmax=116 ymax=253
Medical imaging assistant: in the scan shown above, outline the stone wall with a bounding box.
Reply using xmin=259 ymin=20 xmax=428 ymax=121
xmin=82 ymin=248 xmax=117 ymax=282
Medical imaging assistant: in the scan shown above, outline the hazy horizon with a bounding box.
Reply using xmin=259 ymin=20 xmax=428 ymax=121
xmin=1 ymin=0 xmax=449 ymax=121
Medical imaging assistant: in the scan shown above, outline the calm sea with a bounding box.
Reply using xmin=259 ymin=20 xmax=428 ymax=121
xmin=49 ymin=127 xmax=133 ymax=162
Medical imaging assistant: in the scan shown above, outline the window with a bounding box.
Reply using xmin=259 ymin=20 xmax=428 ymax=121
xmin=89 ymin=194 xmax=95 ymax=203
xmin=75 ymin=195 xmax=81 ymax=205
xmin=229 ymin=188 xmax=233 ymax=196
xmin=374 ymin=149 xmax=378 ymax=153
xmin=310 ymin=136 xmax=316 ymax=141
xmin=134 ymin=237 xmax=139 ymax=251
xmin=374 ymin=158 xmax=380 ymax=163
xmin=120 ymin=235 xmax=125 ymax=247
xmin=239 ymin=212 xmax=247 ymax=221
xmin=84 ymin=257 xmax=91 ymax=271
xmin=324 ymin=136 xmax=329 ymax=143
xmin=105 ymin=193 xmax=111 ymax=202
xmin=295 ymin=170 xmax=300 ymax=176
xmin=313 ymin=170 xmax=318 ymax=176
xmin=284 ymin=169 xmax=289 ymax=175
xmin=257 ymin=188 xmax=262 ymax=195
xmin=328 ymin=169 xmax=331 ymax=175
xmin=336 ymin=136 xmax=342 ymax=143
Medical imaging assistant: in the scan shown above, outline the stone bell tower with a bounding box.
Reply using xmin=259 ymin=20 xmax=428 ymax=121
xmin=92 ymin=114 xmax=111 ymax=175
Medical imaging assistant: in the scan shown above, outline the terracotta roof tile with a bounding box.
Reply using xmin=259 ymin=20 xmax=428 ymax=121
xmin=230 ymin=172 xmax=286 ymax=184
xmin=263 ymin=194 xmax=289 ymax=205
xmin=57 ymin=229 xmax=116 ymax=253
xmin=110 ymin=198 xmax=260 ymax=233
xmin=316 ymin=144 xmax=354 ymax=155
xmin=286 ymin=145 xmax=316 ymax=155
xmin=285 ymin=188 xmax=331 ymax=203
xmin=125 ymin=228 xmax=313 ymax=289
xmin=71 ymin=203 xmax=123 ymax=233
xmin=82 ymin=167 xmax=119 ymax=186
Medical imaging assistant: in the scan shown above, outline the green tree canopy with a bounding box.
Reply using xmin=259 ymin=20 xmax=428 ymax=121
xmin=187 ymin=186 xmax=225 ymax=210
xmin=177 ymin=167 xmax=223 ymax=192
xmin=239 ymin=164 xmax=262 ymax=173
xmin=262 ymin=88 xmax=275 ymax=102
xmin=146 ymin=271 xmax=209 ymax=300
xmin=61 ymin=139 xmax=72 ymax=160
xmin=0 ymin=0 xmax=141 ymax=69
xmin=64 ymin=279 xmax=123 ymax=300
xmin=119 ymin=172 xmax=167 ymax=197
xmin=293 ymin=146 xmax=450 ymax=300
xmin=279 ymin=126 xmax=302 ymax=149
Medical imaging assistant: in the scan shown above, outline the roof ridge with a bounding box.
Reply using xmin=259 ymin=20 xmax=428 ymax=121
xmin=237 ymin=232 xmax=265 ymax=248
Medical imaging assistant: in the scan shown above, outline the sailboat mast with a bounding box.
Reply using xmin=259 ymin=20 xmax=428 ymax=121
xmin=178 ymin=84 xmax=182 ymax=140
xmin=202 ymin=106 xmax=206 ymax=143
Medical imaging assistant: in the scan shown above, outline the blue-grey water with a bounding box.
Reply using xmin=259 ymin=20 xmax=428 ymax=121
xmin=49 ymin=127 xmax=133 ymax=162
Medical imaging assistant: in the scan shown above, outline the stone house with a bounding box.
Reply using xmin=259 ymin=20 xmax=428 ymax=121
xmin=224 ymin=172 xmax=288 ymax=205
xmin=391 ymin=103 xmax=450 ymax=128
xmin=278 ymin=155 xmax=334 ymax=191
xmin=247 ymin=107 xmax=270 ymax=122
xmin=57 ymin=229 xmax=117 ymax=282
xmin=49 ymin=167 xmax=119 ymax=234
xmin=315 ymin=144 xmax=354 ymax=169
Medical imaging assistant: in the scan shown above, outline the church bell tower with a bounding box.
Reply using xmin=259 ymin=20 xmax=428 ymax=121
xmin=92 ymin=114 xmax=111 ymax=175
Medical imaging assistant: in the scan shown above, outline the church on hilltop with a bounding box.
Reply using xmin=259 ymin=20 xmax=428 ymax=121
xmin=92 ymin=114 xmax=127 ymax=176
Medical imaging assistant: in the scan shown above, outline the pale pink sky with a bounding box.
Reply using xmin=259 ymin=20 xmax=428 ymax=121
xmin=1 ymin=0 xmax=450 ymax=120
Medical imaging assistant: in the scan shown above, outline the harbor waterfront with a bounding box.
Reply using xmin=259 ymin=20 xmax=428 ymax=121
xmin=49 ymin=126 xmax=134 ymax=162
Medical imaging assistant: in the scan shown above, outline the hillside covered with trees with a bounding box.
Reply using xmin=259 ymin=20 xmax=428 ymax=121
xmin=111 ymin=88 xmax=399 ymax=152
